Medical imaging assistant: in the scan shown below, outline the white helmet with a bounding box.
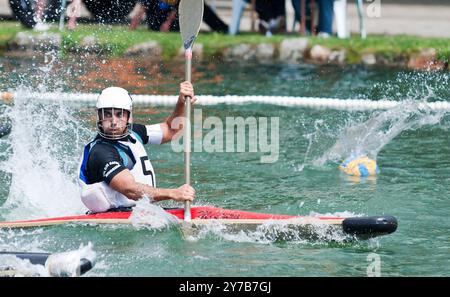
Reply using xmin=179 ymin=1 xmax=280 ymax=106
xmin=96 ymin=87 xmax=133 ymax=140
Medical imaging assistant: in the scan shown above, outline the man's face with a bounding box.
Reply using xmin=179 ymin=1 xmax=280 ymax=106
xmin=98 ymin=108 xmax=130 ymax=137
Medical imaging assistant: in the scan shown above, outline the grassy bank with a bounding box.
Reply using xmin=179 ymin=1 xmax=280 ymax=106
xmin=1 ymin=21 xmax=449 ymax=65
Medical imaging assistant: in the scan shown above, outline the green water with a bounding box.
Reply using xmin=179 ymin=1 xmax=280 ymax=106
xmin=0 ymin=57 xmax=449 ymax=276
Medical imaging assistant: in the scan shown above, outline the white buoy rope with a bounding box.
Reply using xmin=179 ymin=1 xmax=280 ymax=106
xmin=2 ymin=91 xmax=450 ymax=111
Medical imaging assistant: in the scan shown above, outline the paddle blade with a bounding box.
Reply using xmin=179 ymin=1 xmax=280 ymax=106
xmin=179 ymin=0 xmax=204 ymax=49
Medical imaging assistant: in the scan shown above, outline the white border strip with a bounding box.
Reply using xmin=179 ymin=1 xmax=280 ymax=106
xmin=4 ymin=91 xmax=450 ymax=111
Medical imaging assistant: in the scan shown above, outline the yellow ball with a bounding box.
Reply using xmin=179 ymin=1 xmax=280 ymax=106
xmin=339 ymin=156 xmax=379 ymax=177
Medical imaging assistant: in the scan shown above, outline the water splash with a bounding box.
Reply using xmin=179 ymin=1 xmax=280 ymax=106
xmin=130 ymin=197 xmax=179 ymax=230
xmin=182 ymin=212 xmax=357 ymax=244
xmin=367 ymin=71 xmax=450 ymax=103
xmin=187 ymin=222 xmax=352 ymax=244
xmin=45 ymin=242 xmax=96 ymax=277
xmin=296 ymin=71 xmax=450 ymax=170
xmin=0 ymin=228 xmax=48 ymax=252
xmin=0 ymin=242 xmax=96 ymax=277
xmin=0 ymin=88 xmax=91 ymax=219
xmin=0 ymin=50 xmax=94 ymax=219
xmin=312 ymin=100 xmax=445 ymax=167
xmin=0 ymin=255 xmax=49 ymax=277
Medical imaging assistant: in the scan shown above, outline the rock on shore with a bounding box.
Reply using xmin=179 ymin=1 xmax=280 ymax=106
xmin=6 ymin=32 xmax=448 ymax=71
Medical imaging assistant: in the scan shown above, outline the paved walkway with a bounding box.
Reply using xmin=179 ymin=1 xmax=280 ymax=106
xmin=1 ymin=0 xmax=449 ymax=38
xmin=344 ymin=2 xmax=450 ymax=38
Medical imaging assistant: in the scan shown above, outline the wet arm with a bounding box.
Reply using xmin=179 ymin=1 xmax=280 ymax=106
xmin=109 ymin=170 xmax=194 ymax=202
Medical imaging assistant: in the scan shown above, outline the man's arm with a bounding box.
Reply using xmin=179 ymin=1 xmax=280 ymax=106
xmin=109 ymin=169 xmax=195 ymax=202
xmin=159 ymin=81 xmax=197 ymax=144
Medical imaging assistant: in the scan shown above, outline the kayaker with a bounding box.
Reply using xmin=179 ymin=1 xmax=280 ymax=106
xmin=78 ymin=82 xmax=196 ymax=213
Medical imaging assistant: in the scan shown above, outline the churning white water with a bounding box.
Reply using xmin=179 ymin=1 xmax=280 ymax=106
xmin=0 ymin=58 xmax=94 ymax=219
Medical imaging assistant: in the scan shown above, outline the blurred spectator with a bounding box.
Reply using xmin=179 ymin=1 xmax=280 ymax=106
xmin=203 ymin=3 xmax=229 ymax=33
xmin=130 ymin=0 xmax=228 ymax=33
xmin=316 ymin=0 xmax=334 ymax=37
xmin=32 ymin=0 xmax=82 ymax=31
xmin=254 ymin=0 xmax=286 ymax=36
xmin=34 ymin=0 xmax=50 ymax=31
xmin=129 ymin=3 xmax=146 ymax=30
xmin=144 ymin=0 xmax=180 ymax=32
xmin=291 ymin=0 xmax=334 ymax=37
xmin=66 ymin=0 xmax=82 ymax=30
xmin=35 ymin=0 xmax=77 ymax=31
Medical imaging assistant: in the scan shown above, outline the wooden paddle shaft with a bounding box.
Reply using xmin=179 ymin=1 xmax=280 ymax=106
xmin=184 ymin=48 xmax=192 ymax=222
xmin=179 ymin=0 xmax=204 ymax=222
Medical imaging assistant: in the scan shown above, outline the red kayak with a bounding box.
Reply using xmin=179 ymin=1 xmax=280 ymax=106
xmin=0 ymin=206 xmax=397 ymax=240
